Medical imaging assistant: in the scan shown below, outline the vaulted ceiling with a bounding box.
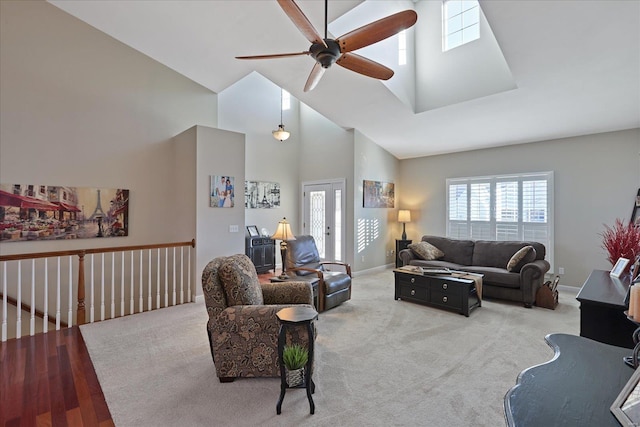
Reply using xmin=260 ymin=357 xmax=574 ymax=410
xmin=49 ymin=0 xmax=639 ymax=159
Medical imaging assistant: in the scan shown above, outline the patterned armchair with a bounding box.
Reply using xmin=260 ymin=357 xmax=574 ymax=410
xmin=202 ymin=254 xmax=315 ymax=382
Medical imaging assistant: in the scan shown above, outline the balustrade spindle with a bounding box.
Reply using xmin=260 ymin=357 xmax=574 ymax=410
xmin=68 ymin=256 xmax=73 ymax=327
xmin=100 ymin=253 xmax=105 ymax=322
xmin=164 ymin=248 xmax=168 ymax=307
xmin=16 ymin=261 xmax=22 ymax=337
xmin=110 ymin=253 xmax=115 ymax=319
xmin=2 ymin=263 xmax=7 ymax=341
xmin=43 ymin=258 xmax=49 ymax=333
xmin=30 ymin=260 xmax=35 ymax=336
xmin=90 ymin=254 xmax=95 ymax=323
xmin=130 ymin=251 xmax=134 ymax=314
xmin=156 ymin=249 xmax=160 ymax=309
xmin=56 ymin=257 xmax=61 ymax=330
xmin=139 ymin=250 xmax=143 ymax=313
xmin=147 ymin=250 xmax=152 ymax=311
xmin=120 ymin=252 xmax=125 ymax=317
xmin=180 ymin=248 xmax=184 ymax=305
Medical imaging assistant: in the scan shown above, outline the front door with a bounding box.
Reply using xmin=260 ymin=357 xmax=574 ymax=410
xmin=302 ymin=180 xmax=345 ymax=262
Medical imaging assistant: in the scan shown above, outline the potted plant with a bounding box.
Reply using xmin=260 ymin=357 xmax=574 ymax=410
xmin=601 ymin=218 xmax=640 ymax=274
xmin=282 ymin=344 xmax=308 ymax=387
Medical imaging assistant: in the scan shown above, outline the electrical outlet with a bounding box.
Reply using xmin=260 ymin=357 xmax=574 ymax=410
xmin=559 ymin=267 xmax=565 ymax=275
xmin=229 ymin=225 xmax=239 ymax=232
xmin=361 ymin=255 xmax=365 ymax=262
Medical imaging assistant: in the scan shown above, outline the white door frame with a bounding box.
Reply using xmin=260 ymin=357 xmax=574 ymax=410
xmin=300 ymin=178 xmax=346 ymax=262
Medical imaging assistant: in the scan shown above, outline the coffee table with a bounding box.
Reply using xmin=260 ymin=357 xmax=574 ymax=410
xmin=394 ymin=268 xmax=481 ymax=316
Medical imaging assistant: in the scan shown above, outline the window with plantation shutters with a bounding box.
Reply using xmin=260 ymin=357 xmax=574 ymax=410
xmin=446 ymin=172 xmax=554 ymax=271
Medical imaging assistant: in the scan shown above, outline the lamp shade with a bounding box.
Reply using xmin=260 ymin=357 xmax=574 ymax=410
xmin=398 ymin=210 xmax=411 ymax=223
xmin=271 ymin=217 xmax=295 ymax=240
xmin=272 ymin=125 xmax=290 ymax=142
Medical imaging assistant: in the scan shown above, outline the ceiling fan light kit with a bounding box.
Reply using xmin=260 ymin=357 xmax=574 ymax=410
xmin=236 ymin=0 xmax=417 ymax=92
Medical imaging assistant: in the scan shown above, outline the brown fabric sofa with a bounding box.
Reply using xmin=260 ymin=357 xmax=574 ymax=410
xmin=399 ymin=235 xmax=550 ymax=308
xmin=201 ymin=254 xmax=315 ymax=382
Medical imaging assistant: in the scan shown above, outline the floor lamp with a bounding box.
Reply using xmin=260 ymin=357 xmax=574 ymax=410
xmin=271 ymin=217 xmax=295 ymax=279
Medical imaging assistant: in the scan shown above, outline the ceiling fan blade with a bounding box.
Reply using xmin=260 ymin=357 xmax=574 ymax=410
xmin=304 ymin=63 xmax=326 ymax=92
xmin=236 ymin=52 xmax=309 ymax=60
xmin=337 ymin=10 xmax=417 ymax=53
xmin=336 ymin=53 xmax=394 ymax=80
xmin=277 ymin=0 xmax=327 ymax=48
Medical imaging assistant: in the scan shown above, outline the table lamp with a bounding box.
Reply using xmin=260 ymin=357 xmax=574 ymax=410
xmin=398 ymin=210 xmax=411 ymax=240
xmin=271 ymin=217 xmax=295 ymax=279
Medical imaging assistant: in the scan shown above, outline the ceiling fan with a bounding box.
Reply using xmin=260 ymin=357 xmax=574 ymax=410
xmin=236 ymin=0 xmax=418 ymax=92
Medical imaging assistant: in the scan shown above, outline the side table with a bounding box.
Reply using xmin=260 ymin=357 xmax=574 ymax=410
xmin=276 ymin=306 xmax=318 ymax=415
xmin=396 ymin=239 xmax=412 ymax=267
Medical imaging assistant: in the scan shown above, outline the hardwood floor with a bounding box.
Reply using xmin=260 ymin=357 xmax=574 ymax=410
xmin=0 ymin=327 xmax=114 ymax=427
xmin=0 ymin=271 xmax=276 ymax=427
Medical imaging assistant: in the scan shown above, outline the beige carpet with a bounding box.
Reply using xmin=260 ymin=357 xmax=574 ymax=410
xmin=80 ymin=270 xmax=580 ymax=426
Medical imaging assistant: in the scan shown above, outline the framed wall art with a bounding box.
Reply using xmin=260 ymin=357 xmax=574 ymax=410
xmin=631 ymin=188 xmax=640 ymax=227
xmin=363 ymin=180 xmax=394 ymax=208
xmin=210 ymin=175 xmax=235 ymax=208
xmin=0 ymin=183 xmax=129 ymax=242
xmin=245 ymin=181 xmax=280 ymax=209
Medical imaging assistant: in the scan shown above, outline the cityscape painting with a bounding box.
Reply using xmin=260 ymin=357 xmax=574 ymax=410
xmin=0 ymin=184 xmax=129 ymax=242
xmin=363 ymin=180 xmax=395 ymax=208
xmin=245 ymin=181 xmax=280 ymax=209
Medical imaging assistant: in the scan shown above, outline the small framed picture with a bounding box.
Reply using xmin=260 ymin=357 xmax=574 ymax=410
xmin=246 ymin=225 xmax=259 ymax=237
xmin=611 ymin=257 xmax=630 ymax=278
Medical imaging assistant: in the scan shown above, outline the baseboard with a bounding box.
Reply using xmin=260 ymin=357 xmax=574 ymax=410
xmin=352 ymin=263 xmax=395 ymax=277
xmin=557 ymin=284 xmax=579 ymax=296
xmin=195 ymin=294 xmax=204 ymax=304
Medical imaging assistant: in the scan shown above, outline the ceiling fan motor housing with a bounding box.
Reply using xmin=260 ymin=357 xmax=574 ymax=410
xmin=310 ymin=39 xmax=341 ymax=68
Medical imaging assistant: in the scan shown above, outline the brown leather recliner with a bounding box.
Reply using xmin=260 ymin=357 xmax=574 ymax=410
xmin=285 ymin=235 xmax=351 ymax=312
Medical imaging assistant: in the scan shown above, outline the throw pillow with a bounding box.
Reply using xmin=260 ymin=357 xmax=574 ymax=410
xmin=219 ymin=254 xmax=264 ymax=306
xmin=506 ymin=246 xmax=537 ymax=272
xmin=408 ymin=241 xmax=444 ymax=260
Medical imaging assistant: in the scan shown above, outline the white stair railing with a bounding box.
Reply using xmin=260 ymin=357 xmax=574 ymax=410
xmin=0 ymin=239 xmax=195 ymax=342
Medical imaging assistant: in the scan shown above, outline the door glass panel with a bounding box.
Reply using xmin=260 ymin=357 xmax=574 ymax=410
xmin=310 ymin=190 xmax=326 ymax=258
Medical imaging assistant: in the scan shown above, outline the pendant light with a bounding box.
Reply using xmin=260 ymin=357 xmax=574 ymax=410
xmin=272 ymin=89 xmax=290 ymax=142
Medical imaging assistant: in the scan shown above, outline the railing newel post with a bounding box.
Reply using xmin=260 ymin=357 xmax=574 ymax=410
xmin=77 ymin=251 xmax=86 ymax=325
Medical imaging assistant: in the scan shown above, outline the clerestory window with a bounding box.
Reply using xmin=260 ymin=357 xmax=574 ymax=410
xmin=443 ymin=0 xmax=480 ymax=51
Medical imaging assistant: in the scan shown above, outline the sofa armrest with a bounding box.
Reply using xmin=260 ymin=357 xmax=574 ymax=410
xmin=520 ymin=260 xmax=551 ymax=305
xmin=261 ymin=281 xmax=314 ymax=305
xmin=398 ymin=248 xmax=415 ymax=267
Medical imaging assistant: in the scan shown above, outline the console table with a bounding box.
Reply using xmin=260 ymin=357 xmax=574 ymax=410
xmin=245 ymin=236 xmax=275 ymax=273
xmin=504 ymin=333 xmax=633 ymax=426
xmin=576 ymin=269 xmax=635 ymax=348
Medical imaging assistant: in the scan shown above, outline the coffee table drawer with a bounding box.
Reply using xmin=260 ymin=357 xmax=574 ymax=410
xmin=429 ymin=278 xmax=463 ymax=295
xmin=430 ymin=289 xmax=462 ymax=310
xmin=398 ymin=283 xmax=428 ymax=301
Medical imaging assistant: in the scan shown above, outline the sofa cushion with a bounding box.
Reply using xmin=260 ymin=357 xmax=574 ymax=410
xmin=408 ymin=241 xmax=444 ymax=260
xmin=457 ymin=266 xmax=521 ymax=288
xmin=422 ymin=236 xmax=474 ymax=265
xmin=506 ymin=245 xmax=537 ymax=272
xmin=408 ymin=259 xmax=461 ymax=270
xmin=472 ymin=241 xmax=540 ymax=269
xmin=219 ymin=254 xmax=264 ymax=306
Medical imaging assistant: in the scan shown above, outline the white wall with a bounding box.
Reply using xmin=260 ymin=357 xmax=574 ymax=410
xmin=415 ymin=0 xmax=516 ymax=112
xmin=299 ymin=104 xmax=355 ymax=265
xmin=217 ymin=73 xmax=301 ymax=269
xmin=173 ymin=125 xmax=245 ymax=293
xmin=400 ymin=128 xmax=640 ymax=287
xmin=0 ymin=1 xmax=217 ymax=257
xmin=354 ymin=130 xmax=401 ymax=271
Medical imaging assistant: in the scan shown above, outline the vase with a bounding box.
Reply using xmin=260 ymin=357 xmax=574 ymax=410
xmin=285 ymin=367 xmax=305 ymax=387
